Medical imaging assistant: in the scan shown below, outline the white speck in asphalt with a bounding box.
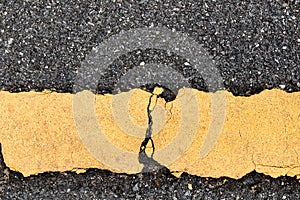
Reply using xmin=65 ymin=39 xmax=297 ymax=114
xmin=133 ymin=183 xmax=139 ymax=192
xmin=88 ymin=22 xmax=95 ymax=26
xmin=7 ymin=38 xmax=14 ymax=45
xmin=279 ymin=85 xmax=286 ymax=89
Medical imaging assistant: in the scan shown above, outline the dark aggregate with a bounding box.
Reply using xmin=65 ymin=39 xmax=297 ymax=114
xmin=0 ymin=145 xmax=299 ymax=200
xmin=0 ymin=0 xmax=300 ymax=100
xmin=1 ymin=0 xmax=300 ymax=199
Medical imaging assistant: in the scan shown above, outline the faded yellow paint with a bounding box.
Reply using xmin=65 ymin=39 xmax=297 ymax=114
xmin=72 ymin=169 xmax=87 ymax=174
xmin=0 ymin=89 xmax=299 ymax=178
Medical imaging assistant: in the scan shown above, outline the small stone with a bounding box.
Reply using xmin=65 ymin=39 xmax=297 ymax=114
xmin=184 ymin=190 xmax=191 ymax=196
xmin=188 ymin=183 xmax=193 ymax=190
xmin=7 ymin=38 xmax=13 ymax=45
xmin=88 ymin=22 xmax=95 ymax=26
xmin=140 ymin=61 xmax=145 ymax=66
xmin=133 ymin=183 xmax=139 ymax=192
xmin=279 ymin=85 xmax=286 ymax=89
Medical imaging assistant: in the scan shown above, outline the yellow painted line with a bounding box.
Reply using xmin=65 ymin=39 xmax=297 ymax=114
xmin=0 ymin=89 xmax=299 ymax=178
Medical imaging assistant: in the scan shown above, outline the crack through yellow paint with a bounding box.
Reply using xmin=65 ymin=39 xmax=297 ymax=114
xmin=0 ymin=89 xmax=299 ymax=178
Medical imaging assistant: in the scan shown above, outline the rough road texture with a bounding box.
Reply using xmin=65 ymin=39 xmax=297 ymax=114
xmin=0 ymin=146 xmax=299 ymax=200
xmin=1 ymin=0 xmax=300 ymax=199
xmin=1 ymin=0 xmax=300 ymax=98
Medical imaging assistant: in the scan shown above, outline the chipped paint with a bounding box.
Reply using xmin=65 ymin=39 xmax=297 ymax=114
xmin=0 ymin=89 xmax=299 ymax=178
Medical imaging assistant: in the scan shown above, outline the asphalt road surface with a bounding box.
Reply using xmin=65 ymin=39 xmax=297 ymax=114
xmin=1 ymin=0 xmax=300 ymax=199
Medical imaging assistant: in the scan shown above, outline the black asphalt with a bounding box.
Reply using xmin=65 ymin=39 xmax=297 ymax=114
xmin=1 ymin=0 xmax=300 ymax=199
xmin=1 ymin=0 xmax=300 ymax=97
xmin=0 ymin=145 xmax=300 ymax=199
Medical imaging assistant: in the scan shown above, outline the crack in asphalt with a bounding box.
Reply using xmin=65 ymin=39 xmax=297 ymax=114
xmin=138 ymin=92 xmax=166 ymax=173
xmin=139 ymin=93 xmax=155 ymax=156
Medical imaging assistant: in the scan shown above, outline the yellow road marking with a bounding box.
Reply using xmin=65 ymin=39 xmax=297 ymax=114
xmin=0 ymin=89 xmax=299 ymax=178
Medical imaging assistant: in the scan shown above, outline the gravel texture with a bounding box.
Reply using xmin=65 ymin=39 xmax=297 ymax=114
xmin=1 ymin=0 xmax=300 ymax=199
xmin=0 ymin=146 xmax=300 ymax=200
xmin=1 ymin=0 xmax=300 ymax=98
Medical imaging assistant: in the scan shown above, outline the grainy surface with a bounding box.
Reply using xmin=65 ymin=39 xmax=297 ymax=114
xmin=0 ymin=146 xmax=299 ymax=200
xmin=1 ymin=89 xmax=300 ymax=179
xmin=1 ymin=0 xmax=300 ymax=199
xmin=1 ymin=0 xmax=300 ymax=97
